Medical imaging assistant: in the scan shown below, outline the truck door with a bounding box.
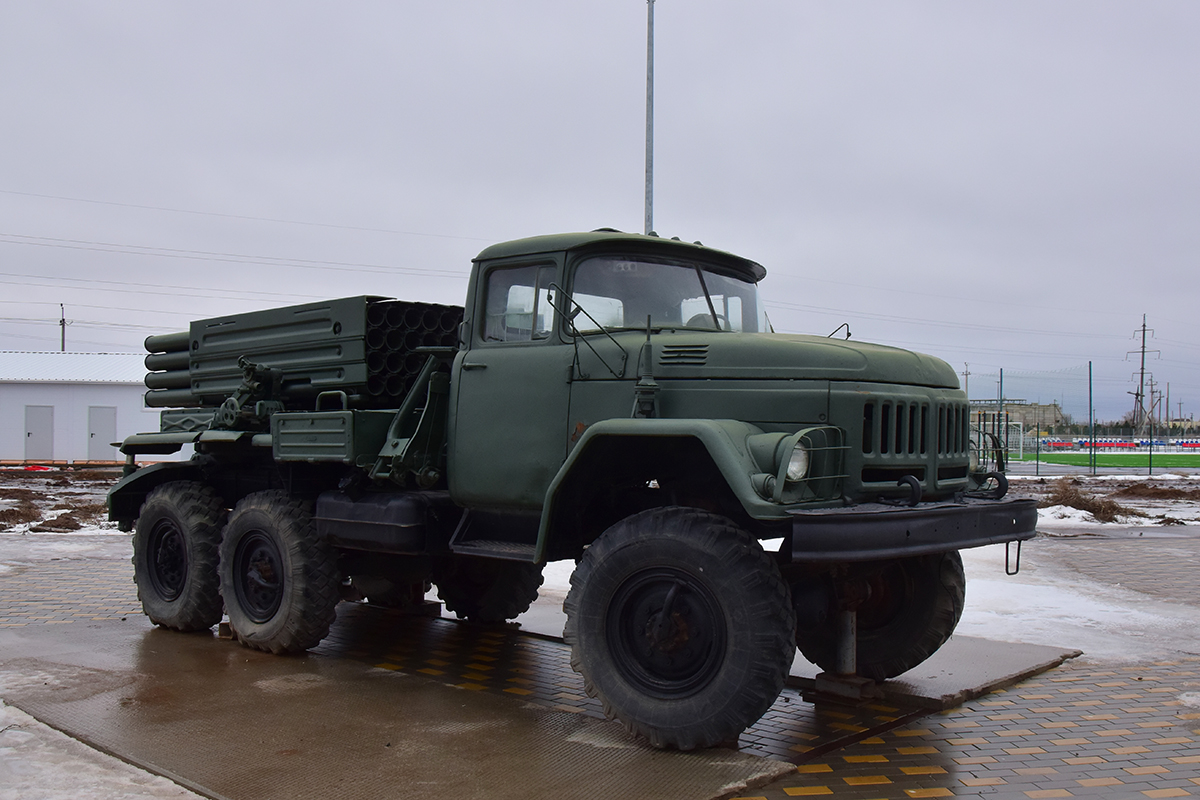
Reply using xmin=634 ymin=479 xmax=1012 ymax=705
xmin=449 ymin=261 xmax=572 ymax=510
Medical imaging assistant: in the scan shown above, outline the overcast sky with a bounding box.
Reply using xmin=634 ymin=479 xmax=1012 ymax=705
xmin=2 ymin=2 xmax=1197 ymax=422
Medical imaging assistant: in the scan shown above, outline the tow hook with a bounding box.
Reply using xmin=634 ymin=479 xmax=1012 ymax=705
xmin=880 ymin=475 xmax=923 ymax=507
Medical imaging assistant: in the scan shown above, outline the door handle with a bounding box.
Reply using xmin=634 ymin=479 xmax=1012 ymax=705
xmin=461 ymin=362 xmax=487 ymax=371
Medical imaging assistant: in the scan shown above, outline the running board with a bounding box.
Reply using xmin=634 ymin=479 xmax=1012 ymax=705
xmin=449 ymin=540 xmax=537 ymax=562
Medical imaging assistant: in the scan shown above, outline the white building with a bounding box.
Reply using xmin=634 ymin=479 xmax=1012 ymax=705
xmin=0 ymin=351 xmax=162 ymax=463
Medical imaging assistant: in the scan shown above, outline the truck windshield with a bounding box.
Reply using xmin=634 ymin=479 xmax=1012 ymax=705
xmin=570 ymin=255 xmax=770 ymax=334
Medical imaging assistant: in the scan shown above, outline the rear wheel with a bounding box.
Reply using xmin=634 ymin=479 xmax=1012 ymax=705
xmin=564 ymin=507 xmax=795 ymax=750
xmin=432 ymin=556 xmax=543 ymax=623
xmin=132 ymin=481 xmax=225 ymax=631
xmin=792 ymin=551 xmax=966 ymax=681
xmin=219 ymin=491 xmax=340 ymax=654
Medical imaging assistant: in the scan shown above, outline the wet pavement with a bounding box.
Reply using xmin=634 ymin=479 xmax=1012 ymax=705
xmin=0 ymin=618 xmax=796 ymax=800
xmin=2 ymin=511 xmax=1200 ymax=797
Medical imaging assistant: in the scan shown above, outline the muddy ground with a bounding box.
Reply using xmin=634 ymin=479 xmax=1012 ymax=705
xmin=1009 ymin=472 xmax=1200 ymax=527
xmin=0 ymin=468 xmax=119 ymax=533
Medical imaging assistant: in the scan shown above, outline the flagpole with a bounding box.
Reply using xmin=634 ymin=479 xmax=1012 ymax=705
xmin=644 ymin=0 xmax=655 ymax=235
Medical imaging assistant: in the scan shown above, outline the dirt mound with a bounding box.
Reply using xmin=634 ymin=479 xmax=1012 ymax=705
xmin=0 ymin=487 xmax=49 ymax=502
xmin=51 ymin=501 xmax=108 ymax=516
xmin=1040 ymin=478 xmax=1147 ymax=523
xmin=66 ymin=469 xmax=121 ymax=482
xmin=1111 ymin=483 xmax=1200 ymax=501
xmin=0 ymin=500 xmax=41 ymax=528
xmin=31 ymin=510 xmax=89 ymax=531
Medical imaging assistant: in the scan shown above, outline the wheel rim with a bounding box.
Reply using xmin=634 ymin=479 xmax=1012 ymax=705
xmin=857 ymin=563 xmax=912 ymax=631
xmin=233 ymin=530 xmax=284 ymax=623
xmin=147 ymin=519 xmax=187 ymax=601
xmin=606 ymin=567 xmax=726 ymax=698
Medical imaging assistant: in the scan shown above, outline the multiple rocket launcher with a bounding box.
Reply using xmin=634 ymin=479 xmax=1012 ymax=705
xmin=143 ymin=296 xmax=464 ymax=411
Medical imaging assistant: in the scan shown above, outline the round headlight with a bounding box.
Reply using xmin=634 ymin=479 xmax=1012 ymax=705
xmin=968 ymin=446 xmax=980 ymax=473
xmin=785 ymin=444 xmax=810 ymax=482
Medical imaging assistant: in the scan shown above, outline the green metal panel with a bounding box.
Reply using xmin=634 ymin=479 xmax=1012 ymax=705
xmin=448 ymin=340 xmax=574 ymax=510
xmin=570 ymin=329 xmax=958 ymax=388
xmin=272 ymin=410 xmax=395 ymax=465
xmin=160 ymin=409 xmax=214 ymax=434
xmin=535 ymin=418 xmax=785 ymax=562
xmin=473 ymin=230 xmax=766 ymax=282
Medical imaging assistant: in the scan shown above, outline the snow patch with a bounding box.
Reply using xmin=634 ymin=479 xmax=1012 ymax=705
xmin=0 ymin=699 xmax=202 ymax=799
xmin=565 ymin=726 xmax=636 ymax=749
xmin=1036 ymin=505 xmax=1148 ymax=528
xmin=958 ymin=544 xmax=1200 ymax=661
xmin=252 ymin=673 xmax=328 ymax=694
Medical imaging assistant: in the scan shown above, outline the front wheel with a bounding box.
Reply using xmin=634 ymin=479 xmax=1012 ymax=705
xmin=218 ymin=492 xmax=340 ymax=654
xmin=132 ymin=481 xmax=226 ymax=631
xmin=563 ymin=507 xmax=795 ymax=750
xmin=792 ymin=551 xmax=966 ymax=681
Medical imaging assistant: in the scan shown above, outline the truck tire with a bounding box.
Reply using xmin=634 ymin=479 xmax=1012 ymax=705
xmin=792 ymin=551 xmax=965 ymax=681
xmin=132 ymin=481 xmax=225 ymax=632
xmin=563 ymin=507 xmax=795 ymax=750
xmin=432 ymin=557 xmax=543 ymax=623
xmin=219 ymin=492 xmax=340 ymax=654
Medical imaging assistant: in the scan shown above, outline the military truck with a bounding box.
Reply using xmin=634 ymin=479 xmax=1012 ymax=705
xmin=109 ymin=229 xmax=1037 ymax=750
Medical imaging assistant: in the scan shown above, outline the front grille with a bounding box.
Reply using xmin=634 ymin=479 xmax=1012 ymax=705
xmin=862 ymin=399 xmax=969 ymax=457
xmin=861 ymin=400 xmax=929 ymax=456
xmin=935 ymin=403 xmax=969 ymax=456
xmin=860 ymin=397 xmax=970 ymax=491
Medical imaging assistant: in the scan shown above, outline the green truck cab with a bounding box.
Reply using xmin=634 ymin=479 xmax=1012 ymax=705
xmin=109 ymin=229 xmax=1036 ymax=750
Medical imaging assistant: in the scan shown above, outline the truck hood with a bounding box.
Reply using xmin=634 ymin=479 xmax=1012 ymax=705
xmin=635 ymin=331 xmax=960 ymax=389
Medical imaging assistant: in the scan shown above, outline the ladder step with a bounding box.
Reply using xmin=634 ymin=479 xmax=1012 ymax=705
xmin=450 ymin=540 xmax=536 ymax=562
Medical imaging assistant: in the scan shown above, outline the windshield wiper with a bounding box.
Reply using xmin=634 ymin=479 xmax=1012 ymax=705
xmin=543 ymin=283 xmax=628 ymax=379
xmin=694 ymin=267 xmax=722 ymax=329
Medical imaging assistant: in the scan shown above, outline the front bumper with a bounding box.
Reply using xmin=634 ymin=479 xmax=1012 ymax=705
xmin=788 ymin=497 xmax=1037 ymax=562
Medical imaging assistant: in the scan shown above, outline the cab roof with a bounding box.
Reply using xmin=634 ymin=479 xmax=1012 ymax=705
xmin=473 ymin=229 xmax=768 ymax=282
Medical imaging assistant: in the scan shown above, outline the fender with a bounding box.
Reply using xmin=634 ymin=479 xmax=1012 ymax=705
xmin=107 ymin=461 xmax=206 ymax=526
xmin=534 ymin=418 xmax=792 ymax=563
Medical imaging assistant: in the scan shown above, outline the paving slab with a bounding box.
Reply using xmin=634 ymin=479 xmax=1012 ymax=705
xmin=0 ymin=619 xmax=793 ymax=800
xmin=741 ymin=655 xmax=1200 ymax=800
xmin=788 ymin=636 xmax=1083 ymax=711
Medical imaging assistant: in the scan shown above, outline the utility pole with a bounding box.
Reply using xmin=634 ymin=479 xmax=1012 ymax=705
xmin=961 ymin=363 xmax=970 ymax=400
xmin=1166 ymin=383 xmax=1171 ymax=437
xmin=1136 ymin=315 xmax=1148 ymax=430
xmin=1127 ymin=315 xmax=1159 ymax=435
xmin=644 ymin=0 xmax=655 ymax=236
xmin=59 ymin=303 xmax=66 ymax=352
xmin=1147 ymin=377 xmax=1158 ymax=432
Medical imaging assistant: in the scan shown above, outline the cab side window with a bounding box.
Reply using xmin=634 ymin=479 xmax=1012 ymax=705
xmin=482 ymin=265 xmax=556 ymax=343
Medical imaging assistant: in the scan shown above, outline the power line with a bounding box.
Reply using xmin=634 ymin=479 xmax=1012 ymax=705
xmin=0 ymin=299 xmax=299 ymax=317
xmin=0 ymin=232 xmax=471 ymax=278
xmin=0 ymin=272 xmax=324 ymax=304
xmin=0 ymin=276 xmax=320 ymax=306
xmin=765 ymin=300 xmax=1126 ymax=341
xmin=765 ymin=271 xmax=1144 ymax=323
xmin=0 ymin=316 xmax=166 ymax=331
xmin=0 ymin=188 xmax=493 ymax=243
